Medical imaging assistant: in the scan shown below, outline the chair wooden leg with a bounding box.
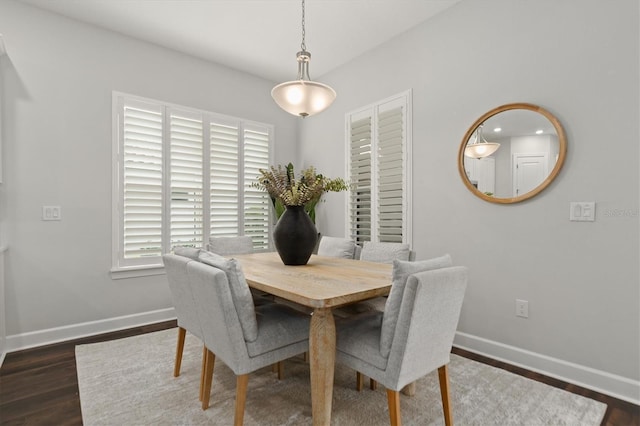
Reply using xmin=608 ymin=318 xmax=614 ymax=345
xmin=386 ymin=389 xmax=401 ymax=426
xmin=438 ymin=365 xmax=453 ymax=426
xmin=234 ymin=374 xmax=250 ymax=426
xmin=270 ymin=361 xmax=284 ymax=379
xmin=201 ymin=349 xmax=216 ymax=410
xmin=353 ymin=372 xmax=376 ymax=391
xmin=174 ymin=327 xmax=186 ymax=377
xmin=401 ymin=381 xmax=416 ymax=396
xmin=199 ymin=345 xmax=207 ymax=401
xmin=276 ymin=361 xmax=284 ymax=380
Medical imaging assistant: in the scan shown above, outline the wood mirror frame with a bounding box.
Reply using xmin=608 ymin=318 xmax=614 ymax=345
xmin=457 ymin=103 xmax=567 ymax=204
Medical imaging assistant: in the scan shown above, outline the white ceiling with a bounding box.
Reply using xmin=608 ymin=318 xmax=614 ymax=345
xmin=19 ymin=0 xmax=461 ymax=82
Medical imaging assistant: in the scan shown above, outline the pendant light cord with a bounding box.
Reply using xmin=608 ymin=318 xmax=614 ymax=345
xmin=300 ymin=0 xmax=307 ymax=52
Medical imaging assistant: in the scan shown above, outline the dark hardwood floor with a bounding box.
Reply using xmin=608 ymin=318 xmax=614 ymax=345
xmin=0 ymin=320 xmax=637 ymax=425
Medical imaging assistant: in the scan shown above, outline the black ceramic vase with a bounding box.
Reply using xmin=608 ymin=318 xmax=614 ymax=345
xmin=273 ymin=205 xmax=318 ymax=265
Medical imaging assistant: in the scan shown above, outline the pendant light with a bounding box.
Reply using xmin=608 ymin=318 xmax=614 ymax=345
xmin=271 ymin=0 xmax=336 ymax=118
xmin=464 ymin=124 xmax=500 ymax=159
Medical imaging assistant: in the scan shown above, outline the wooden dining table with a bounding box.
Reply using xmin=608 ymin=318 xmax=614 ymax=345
xmin=233 ymin=251 xmax=392 ymax=426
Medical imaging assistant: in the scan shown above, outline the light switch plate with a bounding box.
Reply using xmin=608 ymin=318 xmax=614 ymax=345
xmin=570 ymin=202 xmax=595 ymax=222
xmin=42 ymin=206 xmax=61 ymax=221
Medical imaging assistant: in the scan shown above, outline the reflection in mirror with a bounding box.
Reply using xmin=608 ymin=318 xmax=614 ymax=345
xmin=464 ymin=124 xmax=501 ymax=159
xmin=458 ymin=103 xmax=567 ymax=204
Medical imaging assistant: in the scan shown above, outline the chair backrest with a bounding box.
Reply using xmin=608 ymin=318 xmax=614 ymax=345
xmin=317 ymin=236 xmax=357 ymax=259
xmin=385 ymin=266 xmax=468 ymax=390
xmin=162 ymin=254 xmax=202 ymax=339
xmin=354 ymin=244 xmax=362 ymax=260
xmin=379 ymin=255 xmax=453 ymax=357
xmin=197 ymin=252 xmax=259 ymax=342
xmin=172 ymin=246 xmax=201 ymax=260
xmin=359 ymin=241 xmax=412 ymax=263
xmin=186 ymin=260 xmax=250 ymax=373
xmin=207 ymin=236 xmax=253 ymax=255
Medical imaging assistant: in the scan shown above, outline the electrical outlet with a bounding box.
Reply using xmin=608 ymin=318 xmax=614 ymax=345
xmin=516 ymin=299 xmax=529 ymax=318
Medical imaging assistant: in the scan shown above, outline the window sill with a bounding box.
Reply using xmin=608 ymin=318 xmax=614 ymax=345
xmin=110 ymin=264 xmax=165 ymax=280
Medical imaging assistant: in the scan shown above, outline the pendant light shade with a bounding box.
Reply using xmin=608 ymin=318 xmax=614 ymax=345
xmin=271 ymin=0 xmax=336 ymax=118
xmin=271 ymin=81 xmax=336 ymax=117
xmin=464 ymin=125 xmax=500 ymax=159
xmin=271 ymin=68 xmax=336 ymax=118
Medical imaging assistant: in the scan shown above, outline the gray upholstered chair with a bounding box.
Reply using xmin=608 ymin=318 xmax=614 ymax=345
xmin=163 ymin=250 xmax=208 ymax=401
xmin=322 ymin=239 xmax=446 ymax=393
xmin=207 ymin=235 xmax=253 ymax=255
xmin=317 ymin=236 xmax=358 ymax=258
xmin=336 ymin=266 xmax=468 ymax=426
xmin=345 ymin=254 xmax=453 ymax=391
xmin=359 ymin=241 xmax=416 ymax=263
xmin=187 ymin=256 xmax=310 ymax=424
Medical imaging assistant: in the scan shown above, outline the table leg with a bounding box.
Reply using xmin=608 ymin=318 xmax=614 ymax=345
xmin=309 ymin=308 xmax=336 ymax=426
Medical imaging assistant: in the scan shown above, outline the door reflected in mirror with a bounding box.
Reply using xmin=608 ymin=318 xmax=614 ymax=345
xmin=458 ymin=103 xmax=567 ymax=204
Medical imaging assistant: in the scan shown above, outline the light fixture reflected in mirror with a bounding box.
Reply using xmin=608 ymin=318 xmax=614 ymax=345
xmin=464 ymin=124 xmax=501 ymax=159
xmin=271 ymin=0 xmax=336 ymax=118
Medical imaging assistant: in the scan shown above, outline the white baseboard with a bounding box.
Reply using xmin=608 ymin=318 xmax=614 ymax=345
xmin=454 ymin=331 xmax=640 ymax=406
xmin=0 ymin=335 xmax=5 ymax=367
xmin=4 ymin=308 xmax=176 ymax=353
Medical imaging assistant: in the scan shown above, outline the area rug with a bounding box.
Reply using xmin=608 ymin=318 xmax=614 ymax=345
xmin=76 ymin=328 xmax=606 ymax=425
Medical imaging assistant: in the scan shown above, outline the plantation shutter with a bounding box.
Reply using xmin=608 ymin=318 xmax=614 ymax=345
xmin=210 ymin=120 xmax=240 ymax=237
xmin=113 ymin=93 xmax=274 ymax=274
xmin=349 ymin=114 xmax=373 ymax=245
xmin=243 ymin=124 xmax=272 ymax=250
xmin=122 ymin=101 xmax=164 ymax=260
xmin=169 ymin=110 xmax=204 ymax=248
xmin=346 ymin=91 xmax=411 ymax=246
xmin=377 ymin=104 xmax=404 ymax=243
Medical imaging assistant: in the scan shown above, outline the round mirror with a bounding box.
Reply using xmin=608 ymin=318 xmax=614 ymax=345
xmin=457 ymin=103 xmax=567 ymax=204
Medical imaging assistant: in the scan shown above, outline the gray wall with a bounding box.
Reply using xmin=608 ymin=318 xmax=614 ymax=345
xmin=301 ymin=0 xmax=639 ymax=398
xmin=0 ymin=0 xmax=297 ymax=335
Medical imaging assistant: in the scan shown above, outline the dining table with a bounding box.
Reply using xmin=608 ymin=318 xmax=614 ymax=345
xmin=233 ymin=251 xmax=392 ymax=426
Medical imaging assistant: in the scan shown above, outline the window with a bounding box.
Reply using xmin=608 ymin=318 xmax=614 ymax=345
xmin=346 ymin=91 xmax=412 ymax=246
xmin=112 ymin=93 xmax=273 ymax=276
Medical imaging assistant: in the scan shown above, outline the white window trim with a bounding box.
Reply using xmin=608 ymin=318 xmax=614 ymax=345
xmin=111 ymin=92 xmax=274 ymax=279
xmin=345 ymin=89 xmax=412 ymax=247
